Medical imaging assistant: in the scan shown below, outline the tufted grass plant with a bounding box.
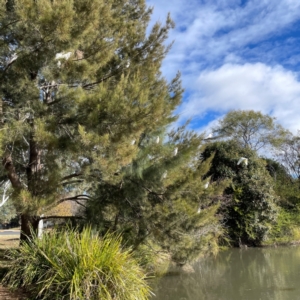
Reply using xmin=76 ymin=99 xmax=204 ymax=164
xmin=2 ymin=227 xmax=151 ymax=300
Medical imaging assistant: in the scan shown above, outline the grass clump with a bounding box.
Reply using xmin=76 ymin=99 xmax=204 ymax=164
xmin=2 ymin=227 xmax=151 ymax=300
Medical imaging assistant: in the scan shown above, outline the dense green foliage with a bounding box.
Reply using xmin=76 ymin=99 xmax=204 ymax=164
xmin=85 ymin=129 xmax=225 ymax=263
xmin=202 ymin=141 xmax=279 ymax=246
xmin=265 ymin=158 xmax=300 ymax=207
xmin=3 ymin=227 xmax=151 ymax=300
xmin=266 ymin=208 xmax=300 ymax=245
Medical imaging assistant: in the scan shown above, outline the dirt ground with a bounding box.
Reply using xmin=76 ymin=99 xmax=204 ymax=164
xmin=0 ymin=232 xmax=27 ymax=299
xmin=0 ymin=235 xmax=19 ymax=250
xmin=0 ymin=286 xmax=26 ymax=300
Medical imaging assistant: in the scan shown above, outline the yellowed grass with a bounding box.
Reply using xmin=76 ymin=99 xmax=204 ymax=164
xmin=0 ymin=235 xmax=19 ymax=250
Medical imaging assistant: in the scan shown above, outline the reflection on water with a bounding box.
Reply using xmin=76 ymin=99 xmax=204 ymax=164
xmin=152 ymin=246 xmax=300 ymax=300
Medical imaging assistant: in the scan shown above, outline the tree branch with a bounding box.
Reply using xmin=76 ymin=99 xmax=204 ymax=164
xmin=61 ymin=172 xmax=83 ymax=181
xmin=0 ymin=180 xmax=10 ymax=208
xmin=62 ymin=180 xmax=84 ymax=186
xmin=129 ymin=179 xmax=165 ymax=200
xmin=57 ymin=194 xmax=91 ymax=205
xmin=2 ymin=155 xmax=22 ymax=189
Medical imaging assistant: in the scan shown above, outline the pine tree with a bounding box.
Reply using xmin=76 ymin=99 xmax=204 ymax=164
xmin=0 ymin=0 xmax=220 ymax=261
xmin=86 ymin=127 xmax=225 ymax=263
xmin=0 ymin=0 xmax=176 ymax=240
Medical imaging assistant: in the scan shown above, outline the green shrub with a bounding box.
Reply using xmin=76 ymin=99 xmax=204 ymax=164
xmin=266 ymin=208 xmax=300 ymax=245
xmin=2 ymin=227 xmax=151 ymax=300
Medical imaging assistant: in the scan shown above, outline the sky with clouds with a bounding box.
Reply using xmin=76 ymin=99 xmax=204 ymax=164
xmin=146 ymin=0 xmax=300 ymax=134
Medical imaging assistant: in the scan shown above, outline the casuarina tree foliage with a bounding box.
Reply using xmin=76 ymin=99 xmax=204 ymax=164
xmin=0 ymin=0 xmax=220 ymax=262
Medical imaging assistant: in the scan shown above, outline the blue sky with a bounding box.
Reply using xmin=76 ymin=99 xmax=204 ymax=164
xmin=146 ymin=0 xmax=300 ymax=134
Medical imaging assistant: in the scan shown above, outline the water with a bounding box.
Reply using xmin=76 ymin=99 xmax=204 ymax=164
xmin=152 ymin=246 xmax=300 ymax=300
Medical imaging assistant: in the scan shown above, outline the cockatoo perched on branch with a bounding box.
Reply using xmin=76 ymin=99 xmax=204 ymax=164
xmin=173 ymin=147 xmax=178 ymax=156
xmin=204 ymin=182 xmax=209 ymax=189
xmin=237 ymin=157 xmax=248 ymax=166
xmin=55 ymin=51 xmax=72 ymax=67
xmin=7 ymin=53 xmax=18 ymax=64
xmin=55 ymin=52 xmax=72 ymax=60
xmin=156 ymin=136 xmax=160 ymax=144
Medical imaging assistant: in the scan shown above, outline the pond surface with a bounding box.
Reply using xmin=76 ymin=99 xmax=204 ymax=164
xmin=152 ymin=246 xmax=300 ymax=300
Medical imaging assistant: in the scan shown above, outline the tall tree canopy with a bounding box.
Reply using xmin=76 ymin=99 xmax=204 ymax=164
xmin=213 ymin=110 xmax=287 ymax=151
xmin=0 ymin=0 xmax=220 ymax=262
xmin=0 ymin=0 xmax=179 ymax=238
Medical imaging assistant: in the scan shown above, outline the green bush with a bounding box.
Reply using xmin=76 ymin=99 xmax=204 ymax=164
xmin=2 ymin=228 xmax=151 ymax=300
xmin=266 ymin=208 xmax=300 ymax=245
xmin=202 ymin=141 xmax=279 ymax=246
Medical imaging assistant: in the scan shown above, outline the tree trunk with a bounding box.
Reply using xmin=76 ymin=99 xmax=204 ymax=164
xmin=20 ymin=214 xmax=39 ymax=242
xmin=19 ymin=128 xmax=42 ymax=243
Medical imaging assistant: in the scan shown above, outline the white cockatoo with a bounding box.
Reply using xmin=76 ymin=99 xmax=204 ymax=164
xmin=55 ymin=52 xmax=72 ymax=67
xmin=7 ymin=53 xmax=18 ymax=65
xmin=205 ymin=133 xmax=213 ymax=139
xmin=197 ymin=206 xmax=201 ymax=214
xmin=173 ymin=147 xmax=178 ymax=156
xmin=55 ymin=52 xmax=72 ymax=60
xmin=237 ymin=157 xmax=248 ymax=166
xmin=131 ymin=139 xmax=136 ymax=145
xmin=38 ymin=214 xmax=44 ymax=239
xmin=156 ymin=136 xmax=160 ymax=144
xmin=204 ymin=182 xmax=209 ymax=189
xmin=162 ymin=171 xmax=167 ymax=179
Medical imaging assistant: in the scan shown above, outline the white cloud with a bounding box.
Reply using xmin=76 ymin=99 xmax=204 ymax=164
xmin=147 ymin=0 xmax=300 ymax=77
xmin=180 ymin=63 xmax=300 ymax=133
xmin=146 ymin=1 xmax=300 ymax=134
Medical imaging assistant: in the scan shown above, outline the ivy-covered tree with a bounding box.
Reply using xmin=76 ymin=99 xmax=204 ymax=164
xmin=202 ymin=141 xmax=279 ymax=246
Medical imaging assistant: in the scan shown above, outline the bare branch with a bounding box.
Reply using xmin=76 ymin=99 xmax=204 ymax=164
xmin=57 ymin=194 xmax=91 ymax=205
xmin=0 ymin=180 xmax=11 ymax=208
xmin=61 ymin=172 xmax=83 ymax=181
xmin=2 ymin=155 xmax=22 ymax=189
